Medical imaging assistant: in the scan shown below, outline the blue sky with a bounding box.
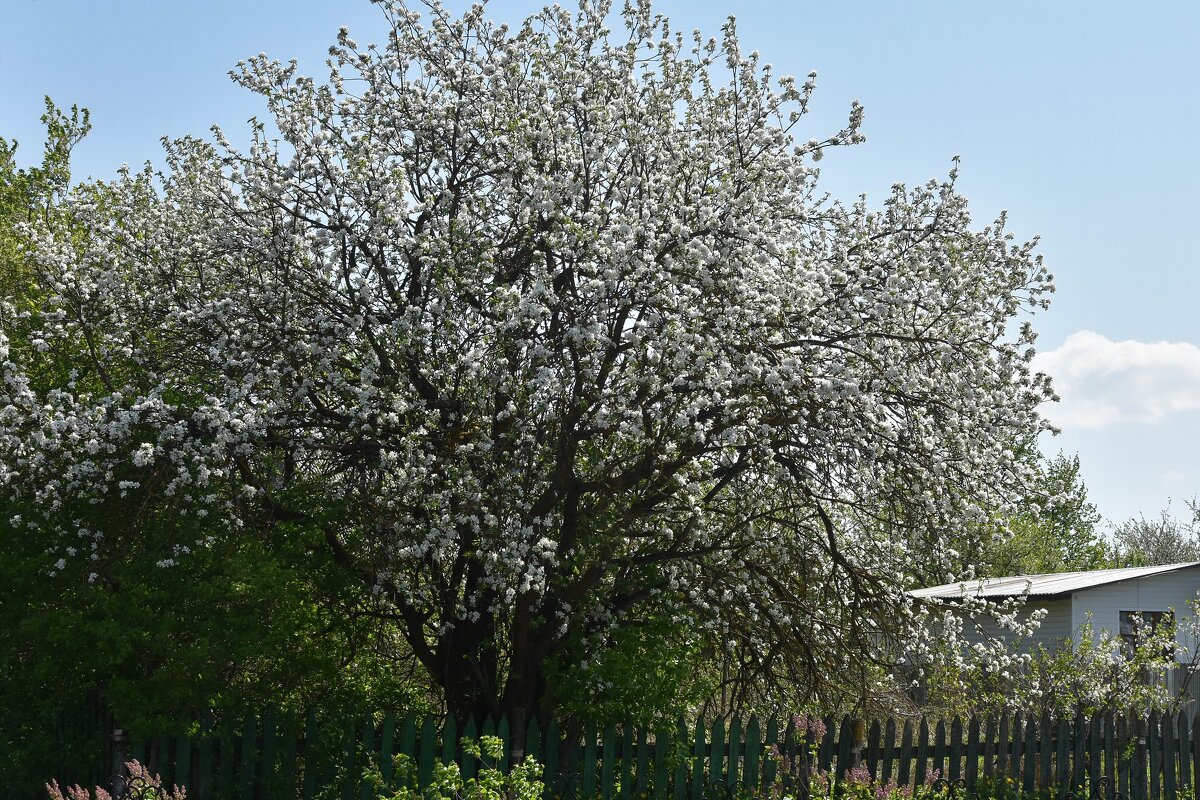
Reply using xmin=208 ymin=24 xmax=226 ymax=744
xmin=4 ymin=0 xmax=1198 ymax=529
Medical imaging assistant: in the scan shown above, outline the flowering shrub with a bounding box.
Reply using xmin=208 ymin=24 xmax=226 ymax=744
xmin=46 ymin=759 xmax=186 ymax=800
xmin=921 ymin=608 xmax=1196 ymax=717
xmin=801 ymin=764 xmax=937 ymax=800
xmin=762 ymin=715 xmax=832 ymax=799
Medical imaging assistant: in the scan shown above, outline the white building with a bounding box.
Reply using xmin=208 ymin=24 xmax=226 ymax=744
xmin=912 ymin=562 xmax=1200 ymax=701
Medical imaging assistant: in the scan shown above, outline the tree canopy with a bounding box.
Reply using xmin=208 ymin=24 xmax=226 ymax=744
xmin=0 ymin=0 xmax=1054 ymax=721
xmin=982 ymin=452 xmax=1109 ymax=576
xmin=1110 ymin=502 xmax=1200 ymax=567
xmin=0 ymin=102 xmax=438 ymax=797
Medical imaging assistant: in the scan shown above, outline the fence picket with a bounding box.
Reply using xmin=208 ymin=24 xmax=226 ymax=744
xmin=498 ymin=716 xmax=512 ymax=768
xmin=544 ymin=714 xmax=561 ymax=796
xmin=576 ymin=720 xmax=592 ymax=800
xmin=1039 ymin=710 xmax=1052 ymax=793
xmin=415 ymin=716 xmax=436 ymax=788
xmin=1103 ymin=713 xmax=1115 ymax=800
xmin=301 ymin=711 xmax=318 ymax=800
xmin=655 ymin=724 xmax=670 ymax=796
xmin=1135 ymin=715 xmax=1148 ymax=800
xmin=359 ymin=714 xmax=375 ymax=800
xmin=708 ymin=718 xmax=725 ymax=790
xmin=620 ymin=724 xmax=634 ymax=800
xmin=1118 ymin=714 xmax=1130 ymax=800
xmin=132 ymin=739 xmax=146 ymax=774
xmin=1150 ymin=711 xmax=1162 ymax=800
xmin=260 ymin=708 xmax=277 ymax=799
xmin=819 ymin=717 xmax=835 ymax=775
xmin=983 ymin=716 xmax=996 ymax=781
xmin=525 ymin=716 xmax=540 ymax=767
xmin=687 ymin=718 xmax=703 ymax=800
xmin=158 ymin=733 xmax=173 ymax=788
xmin=786 ymin=717 xmax=801 ymax=795
xmin=997 ymin=714 xmax=1009 ymax=779
xmin=1178 ymin=711 xmax=1191 ymax=800
xmin=218 ymin=715 xmax=236 ymax=800
xmin=673 ymin=718 xmax=689 ymax=800
xmin=898 ymin=720 xmax=914 ymax=787
xmin=401 ymin=715 xmax=419 ymax=786
xmin=441 ymin=715 xmax=457 ymax=766
xmin=1056 ymin=716 xmax=1070 ymax=798
xmin=727 ymin=717 xmax=741 ymax=789
xmin=602 ymin=723 xmax=617 ymax=800
xmin=1008 ymin=712 xmax=1022 ymax=783
xmin=633 ymin=726 xmax=648 ymax=796
xmin=932 ymin=719 xmax=946 ymax=783
xmin=562 ymin=721 xmax=581 ymax=793
xmin=914 ymin=717 xmax=930 ymax=787
xmin=1193 ymin=711 xmax=1200 ymax=799
xmin=197 ymin=711 xmax=215 ymax=800
xmin=175 ymin=724 xmax=192 ymax=795
xmin=458 ymin=718 xmax=477 ymax=781
xmin=964 ymin=716 xmax=979 ymax=788
xmin=867 ymin=719 xmax=881 ymax=782
xmin=882 ymin=718 xmax=897 ymax=785
xmin=946 ymin=717 xmax=960 ymax=783
xmin=1164 ymin=711 xmax=1177 ymax=800
xmin=745 ymin=716 xmax=762 ymax=791
xmin=1145 ymin=710 xmax=1157 ymax=800
xmin=1022 ymin=716 xmax=1035 ymax=795
xmin=1072 ymin=709 xmax=1086 ymax=794
xmin=761 ymin=717 xmax=779 ymax=789
xmin=380 ymin=713 xmax=396 ymax=788
xmin=340 ymin=717 xmax=357 ymax=800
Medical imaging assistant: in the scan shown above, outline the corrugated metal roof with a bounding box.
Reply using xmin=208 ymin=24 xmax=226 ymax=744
xmin=911 ymin=562 xmax=1200 ymax=599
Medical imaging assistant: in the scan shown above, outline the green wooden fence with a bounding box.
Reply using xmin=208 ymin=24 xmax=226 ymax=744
xmin=49 ymin=709 xmax=1200 ymax=800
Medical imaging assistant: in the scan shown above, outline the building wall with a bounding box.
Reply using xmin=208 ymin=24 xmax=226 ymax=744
xmin=918 ymin=569 xmax=1200 ymax=709
xmin=956 ymin=597 xmax=1073 ymax=651
xmin=950 ymin=566 xmax=1200 ymax=655
xmin=1070 ymin=566 xmax=1200 ymax=655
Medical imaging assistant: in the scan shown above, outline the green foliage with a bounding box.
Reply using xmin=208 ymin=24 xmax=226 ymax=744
xmin=549 ymin=604 xmax=717 ymax=725
xmin=920 ymin=613 xmax=1186 ymax=718
xmin=967 ymin=775 xmax=1036 ymax=800
xmin=367 ymin=736 xmax=544 ymax=800
xmin=984 ymin=452 xmax=1110 ymax=576
xmin=0 ymin=104 xmax=434 ymax=799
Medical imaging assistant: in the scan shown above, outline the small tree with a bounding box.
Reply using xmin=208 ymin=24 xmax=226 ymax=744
xmin=2 ymin=0 xmax=1054 ymax=720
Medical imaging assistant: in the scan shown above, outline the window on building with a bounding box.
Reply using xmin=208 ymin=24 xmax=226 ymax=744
xmin=1119 ymin=610 xmax=1174 ymax=658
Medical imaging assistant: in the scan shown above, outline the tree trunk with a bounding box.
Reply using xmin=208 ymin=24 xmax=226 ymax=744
xmin=436 ymin=604 xmax=556 ymax=727
xmin=437 ymin=615 xmax=502 ymax=723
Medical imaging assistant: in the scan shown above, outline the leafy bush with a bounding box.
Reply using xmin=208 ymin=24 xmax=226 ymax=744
xmin=368 ymin=735 xmax=544 ymax=800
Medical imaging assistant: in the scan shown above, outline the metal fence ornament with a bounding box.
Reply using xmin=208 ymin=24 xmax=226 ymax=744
xmin=1064 ymin=774 xmax=1127 ymax=800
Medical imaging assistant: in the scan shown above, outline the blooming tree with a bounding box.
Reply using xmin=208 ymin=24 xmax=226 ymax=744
xmin=1 ymin=0 xmax=1054 ymax=720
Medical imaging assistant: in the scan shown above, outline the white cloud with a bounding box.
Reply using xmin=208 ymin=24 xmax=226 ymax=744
xmin=1032 ymin=330 xmax=1200 ymax=428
